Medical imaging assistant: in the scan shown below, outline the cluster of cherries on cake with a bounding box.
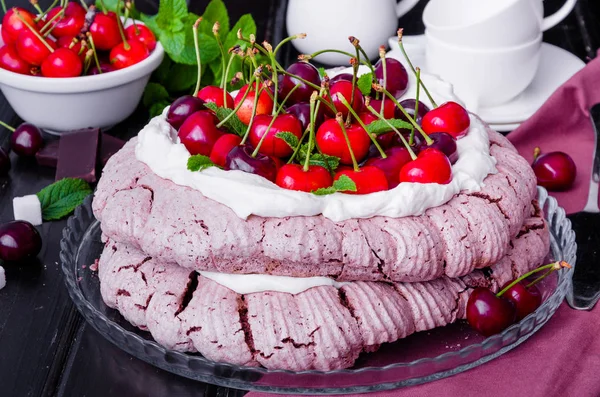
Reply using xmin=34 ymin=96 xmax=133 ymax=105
xmin=0 ymin=0 xmax=155 ymax=77
xmin=165 ymin=27 xmax=471 ymax=194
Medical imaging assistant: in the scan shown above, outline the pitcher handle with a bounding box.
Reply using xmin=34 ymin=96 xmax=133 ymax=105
xmin=542 ymin=0 xmax=578 ymax=31
xmin=396 ymin=0 xmax=420 ymax=18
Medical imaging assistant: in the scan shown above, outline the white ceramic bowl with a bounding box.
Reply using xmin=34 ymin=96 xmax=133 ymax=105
xmin=0 ymin=23 xmax=164 ymax=133
xmin=425 ymin=31 xmax=542 ymax=111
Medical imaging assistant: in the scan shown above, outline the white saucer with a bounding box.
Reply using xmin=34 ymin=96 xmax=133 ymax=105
xmin=387 ymin=40 xmax=585 ymax=126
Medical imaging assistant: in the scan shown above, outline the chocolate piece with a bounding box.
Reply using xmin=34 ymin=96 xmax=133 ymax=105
xmin=35 ymin=140 xmax=60 ymax=168
xmin=55 ymin=128 xmax=100 ymax=183
xmin=99 ymin=133 xmax=125 ymax=167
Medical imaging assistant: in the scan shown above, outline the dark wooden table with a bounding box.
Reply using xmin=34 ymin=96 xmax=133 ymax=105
xmin=1 ymin=1 xmax=599 ymax=396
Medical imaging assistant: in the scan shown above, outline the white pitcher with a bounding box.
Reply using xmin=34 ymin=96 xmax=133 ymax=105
xmin=286 ymin=0 xmax=420 ymax=66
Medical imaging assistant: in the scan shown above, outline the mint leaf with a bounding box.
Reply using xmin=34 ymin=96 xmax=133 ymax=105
xmin=143 ymin=82 xmax=170 ymax=108
xmin=96 ymin=0 xmax=140 ymax=19
xmin=36 ymin=178 xmax=93 ymax=221
xmin=276 ymin=132 xmax=299 ymax=150
xmin=199 ymin=0 xmax=230 ymax=38
xmin=318 ymin=67 xmax=327 ymax=78
xmin=204 ymin=102 xmax=246 ymax=136
xmin=150 ymin=101 xmax=170 ymax=118
xmin=152 ymin=57 xmax=173 ymax=85
xmin=357 ymin=73 xmax=374 ymax=96
xmin=309 ymin=153 xmax=340 ymax=173
xmin=187 ymin=155 xmax=217 ymax=172
xmin=155 ymin=0 xmax=188 ymax=32
xmin=140 ymin=13 xmax=160 ymax=35
xmin=312 ymin=175 xmax=357 ymax=196
xmin=365 ymin=118 xmax=413 ymax=135
xmin=224 ymin=14 xmax=256 ymax=49
xmin=165 ymin=63 xmax=198 ymax=92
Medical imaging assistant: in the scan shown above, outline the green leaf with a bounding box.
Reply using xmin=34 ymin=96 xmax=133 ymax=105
xmin=312 ymin=186 xmax=336 ymax=196
xmin=152 ymin=56 xmax=173 ymax=85
xmin=187 ymin=155 xmax=217 ymax=172
xmin=36 ymin=178 xmax=93 ymax=221
xmin=204 ymin=102 xmax=246 ymax=136
xmin=155 ymin=0 xmax=188 ymax=32
xmin=357 ymin=73 xmax=374 ymax=96
xmin=150 ymin=101 xmax=170 ymax=118
xmin=224 ymin=14 xmax=256 ymax=49
xmin=140 ymin=13 xmax=160 ymax=35
xmin=275 ymin=132 xmax=299 ymax=150
xmin=96 ymin=0 xmax=140 ymax=19
xmin=312 ymin=175 xmax=357 ymax=196
xmin=143 ymin=82 xmax=170 ymax=108
xmin=308 ymin=153 xmax=340 ymax=173
xmin=198 ymin=0 xmax=230 ymax=38
xmin=165 ymin=63 xmax=198 ymax=93
xmin=365 ymin=118 xmax=413 ymax=135
xmin=317 ymin=67 xmax=327 ymax=78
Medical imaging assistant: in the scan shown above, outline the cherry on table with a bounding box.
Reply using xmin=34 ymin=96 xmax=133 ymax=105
xmin=1 ymin=7 xmax=36 ymax=45
xmin=41 ymin=48 xmax=82 ymax=77
xmin=329 ymin=80 xmax=364 ymax=118
xmin=278 ymin=62 xmax=321 ymax=105
xmin=532 ymin=151 xmax=576 ymax=191
xmin=167 ymin=95 xmax=205 ymax=129
xmin=366 ymin=146 xmax=412 ymax=189
xmin=109 ymin=40 xmax=149 ymax=70
xmin=89 ymin=12 xmax=122 ymax=51
xmin=0 ymin=220 xmax=42 ymax=262
xmin=0 ymin=148 xmax=10 ymax=176
xmin=44 ymin=3 xmax=86 ymax=38
xmin=334 ymin=165 xmax=389 ymax=194
xmin=224 ymin=144 xmax=278 ymax=182
xmin=466 ymin=287 xmax=516 ymax=337
xmin=500 ymin=281 xmax=542 ymax=321
xmin=197 ymin=85 xmax=235 ymax=109
xmin=316 ymin=119 xmax=371 ymax=165
xmin=418 ymin=132 xmax=458 ymax=164
xmin=10 ymin=123 xmax=44 ymax=157
xmin=125 ymin=24 xmax=157 ymax=52
xmin=234 ymin=84 xmax=274 ymax=125
xmin=421 ymin=101 xmax=470 ymax=139
xmin=178 ymin=110 xmax=223 ymax=156
xmin=276 ymin=164 xmax=333 ymax=192
xmin=0 ymin=44 xmax=31 ymax=75
xmin=374 ymin=57 xmax=408 ymax=98
xmin=399 ymin=148 xmax=452 ymax=184
xmin=249 ymin=114 xmax=303 ymax=158
xmin=210 ymin=133 xmax=242 ymax=167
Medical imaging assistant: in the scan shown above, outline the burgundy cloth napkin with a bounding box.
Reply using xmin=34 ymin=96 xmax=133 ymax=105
xmin=507 ymin=54 xmax=600 ymax=214
xmin=245 ymin=303 xmax=600 ymax=397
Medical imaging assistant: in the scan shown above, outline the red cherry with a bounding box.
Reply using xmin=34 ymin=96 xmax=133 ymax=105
xmin=374 ymin=57 xmax=408 ymax=98
xmin=418 ymin=132 xmax=458 ymax=164
xmin=316 ymin=119 xmax=371 ymax=165
xmin=1 ymin=8 xmax=36 ymax=45
xmin=399 ymin=148 xmax=452 ymax=184
xmin=224 ymin=144 xmax=278 ymax=182
xmin=422 ymin=102 xmax=470 ymax=139
xmin=466 ymin=287 xmax=517 ymax=336
xmin=369 ymin=98 xmax=396 ymax=119
xmin=44 ymin=3 xmax=86 ymax=38
xmin=329 ymin=80 xmax=364 ymax=117
xmin=365 ymin=146 xmax=412 ymax=189
xmin=249 ymin=114 xmax=303 ymax=158
xmin=276 ymin=164 xmax=333 ymax=192
xmin=41 ymin=48 xmax=82 ymax=77
xmin=89 ymin=12 xmax=122 ymax=51
xmin=125 ymin=24 xmax=157 ymax=51
xmin=209 ymin=134 xmax=242 ymax=167
xmin=178 ymin=110 xmax=223 ymax=156
xmin=15 ymin=29 xmax=56 ymax=66
xmin=0 ymin=44 xmax=31 ymax=74
xmin=532 ymin=151 xmax=576 ymax=191
xmin=334 ymin=166 xmax=388 ymax=194
xmin=234 ymin=84 xmax=274 ymax=125
xmin=499 ymin=281 xmax=542 ymax=321
xmin=197 ymin=85 xmax=234 ymax=109
xmin=57 ymin=36 xmax=85 ymax=61
xmin=109 ymin=40 xmax=149 ymax=70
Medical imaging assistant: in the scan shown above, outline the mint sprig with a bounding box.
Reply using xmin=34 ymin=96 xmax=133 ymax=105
xmin=187 ymin=155 xmax=217 ymax=172
xmin=204 ymin=102 xmax=246 ymax=136
xmin=313 ymin=175 xmax=357 ymax=196
xmin=276 ymin=132 xmax=300 ymax=150
xmin=36 ymin=178 xmax=93 ymax=221
xmin=365 ymin=118 xmax=413 ymax=135
xmin=357 ymin=73 xmax=374 ymax=96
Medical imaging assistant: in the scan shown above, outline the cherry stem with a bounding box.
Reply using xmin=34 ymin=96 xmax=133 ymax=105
xmin=397 ymin=28 xmax=438 ymax=108
xmin=14 ymin=9 xmax=54 ymax=53
xmin=379 ymin=46 xmax=388 ymax=119
xmin=338 ymin=94 xmax=386 ymax=159
xmin=250 ymin=83 xmax=300 ymax=158
xmin=192 ymin=18 xmax=203 ymax=97
xmin=240 ymin=66 xmax=262 ymax=145
xmin=217 ymin=77 xmax=255 ymax=128
xmin=223 ymin=51 xmax=236 ymax=105
xmin=0 ymin=0 xmax=6 ymax=14
xmin=273 ymin=33 xmax=305 ymax=57
xmin=335 ymin=113 xmax=360 ymax=171
xmin=115 ymin=0 xmax=129 ymax=50
xmin=86 ymin=32 xmax=102 ymax=73
xmin=40 ymin=8 xmax=64 ymax=35
xmin=278 ymin=69 xmax=321 ymax=91
xmin=303 ymin=94 xmax=317 ymax=171
xmin=0 ymin=120 xmax=15 ymax=133
xmin=29 ymin=0 xmax=44 ymax=18
xmin=264 ymin=43 xmax=279 ymax=116
xmin=97 ymin=0 xmax=108 ymax=14
xmin=304 ymin=48 xmax=373 ymax=70
xmin=83 ymin=49 xmax=93 ymax=75
xmin=496 ymin=261 xmax=571 ymax=297
xmin=365 ymin=103 xmax=417 ymax=160
xmin=410 ymin=68 xmax=422 ymax=146
xmin=349 ymin=36 xmax=376 ymax=76
xmin=346 ymin=57 xmax=359 ymax=125
xmin=288 ymin=127 xmax=309 ymax=164
xmin=212 ymin=22 xmax=228 ymax=91
xmin=533 ymin=147 xmax=541 ymax=161
xmin=79 ymin=0 xmax=89 ymax=11
xmin=379 ymin=87 xmax=433 ymax=145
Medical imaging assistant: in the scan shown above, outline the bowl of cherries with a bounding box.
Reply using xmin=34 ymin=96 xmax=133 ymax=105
xmin=0 ymin=1 xmax=164 ymax=133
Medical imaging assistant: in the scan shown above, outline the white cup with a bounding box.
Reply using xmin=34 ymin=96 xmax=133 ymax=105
xmin=286 ymin=0 xmax=420 ymax=66
xmin=423 ymin=0 xmax=577 ymax=48
xmin=425 ymin=32 xmax=542 ymax=110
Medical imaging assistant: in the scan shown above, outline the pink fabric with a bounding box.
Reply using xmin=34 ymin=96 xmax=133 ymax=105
xmin=247 ymin=56 xmax=600 ymax=397
xmin=246 ymin=304 xmax=600 ymax=397
xmin=507 ymin=54 xmax=600 ymax=214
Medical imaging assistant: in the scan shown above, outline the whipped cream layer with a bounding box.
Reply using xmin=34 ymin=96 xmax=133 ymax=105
xmin=135 ymin=72 xmax=497 ymax=222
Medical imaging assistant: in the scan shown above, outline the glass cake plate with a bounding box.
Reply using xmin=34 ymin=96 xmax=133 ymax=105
xmin=60 ymin=187 xmax=576 ymax=394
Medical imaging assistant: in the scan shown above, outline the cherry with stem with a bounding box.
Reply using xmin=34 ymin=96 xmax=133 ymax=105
xmin=396 ymin=28 xmax=437 ymax=108
xmin=337 ymin=94 xmax=387 ymax=159
xmin=364 ymin=102 xmax=417 ymax=161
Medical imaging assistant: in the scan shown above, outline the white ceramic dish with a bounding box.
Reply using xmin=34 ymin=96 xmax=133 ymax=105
xmin=0 ymin=23 xmax=164 ymax=134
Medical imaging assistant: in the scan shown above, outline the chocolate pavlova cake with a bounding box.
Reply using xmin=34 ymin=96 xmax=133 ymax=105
xmin=91 ymin=31 xmax=550 ymax=371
